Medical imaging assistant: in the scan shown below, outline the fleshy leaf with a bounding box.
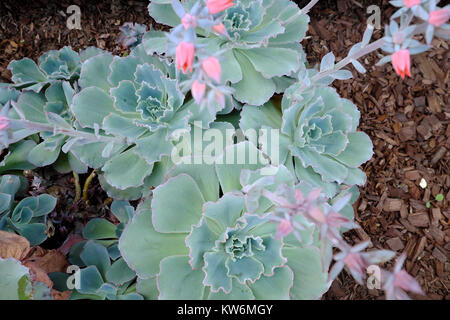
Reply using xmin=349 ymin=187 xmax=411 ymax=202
xmin=157 ymin=255 xmax=205 ymax=300
xmin=102 ymin=148 xmax=154 ymax=190
xmin=152 ymin=174 xmax=205 ymax=233
xmin=0 ymin=257 xmax=31 ymax=300
xmin=79 ymin=53 xmax=113 ymax=91
xmin=215 ymin=142 xmax=266 ymax=193
xmin=105 ymin=258 xmax=136 ymax=286
xmin=119 ymin=202 xmax=188 ymax=279
xmin=71 ymin=87 xmax=117 ymax=128
xmin=82 ymin=218 xmax=117 ymax=240
xmin=248 ymin=266 xmax=293 ymax=300
xmin=203 ymin=251 xmax=232 ymax=293
xmin=283 ymin=247 xmax=328 ymax=300
xmin=80 ymin=241 xmax=111 ymax=277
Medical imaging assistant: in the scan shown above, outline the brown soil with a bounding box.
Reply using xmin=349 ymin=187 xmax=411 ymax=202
xmin=0 ymin=0 xmax=448 ymax=300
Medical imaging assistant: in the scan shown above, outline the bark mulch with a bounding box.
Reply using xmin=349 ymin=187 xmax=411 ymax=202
xmin=0 ymin=0 xmax=448 ymax=300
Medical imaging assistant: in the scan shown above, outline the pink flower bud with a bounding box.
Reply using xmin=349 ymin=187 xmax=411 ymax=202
xmin=276 ymin=219 xmax=294 ymax=238
xmin=402 ymin=0 xmax=420 ymax=8
xmin=428 ymin=8 xmax=450 ymax=27
xmin=176 ymin=42 xmax=195 ymax=73
xmin=202 ymin=57 xmax=221 ymax=83
xmin=181 ymin=13 xmax=197 ymax=30
xmin=212 ymin=23 xmax=228 ymax=36
xmin=206 ymin=0 xmax=235 ymax=15
xmin=391 ymin=49 xmax=411 ymax=79
xmin=191 ymin=81 xmax=206 ymax=104
xmin=0 ymin=116 xmax=10 ymax=130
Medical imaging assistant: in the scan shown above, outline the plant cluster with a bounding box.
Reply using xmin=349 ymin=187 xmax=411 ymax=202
xmin=0 ymin=0 xmax=448 ymax=300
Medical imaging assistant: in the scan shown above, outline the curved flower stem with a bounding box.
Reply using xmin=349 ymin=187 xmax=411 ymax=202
xmin=83 ymin=169 xmax=97 ymax=205
xmin=73 ymin=172 xmax=81 ymax=203
xmin=283 ymin=0 xmax=320 ymax=25
xmin=312 ymin=38 xmax=386 ymax=83
xmin=301 ymin=0 xmax=320 ymax=15
xmin=13 ymin=119 xmax=125 ymax=144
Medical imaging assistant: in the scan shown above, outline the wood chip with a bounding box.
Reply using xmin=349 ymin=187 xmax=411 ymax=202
xmin=383 ymin=198 xmax=403 ymax=212
xmin=412 ymin=237 xmax=427 ymax=261
xmin=386 ymin=237 xmax=404 ymax=251
xmin=404 ymin=170 xmax=421 ymax=181
xmin=431 ymin=208 xmax=441 ymax=227
xmin=427 ymin=94 xmax=442 ymax=113
xmin=408 ymin=212 xmax=430 ymax=227
xmin=417 ymin=121 xmax=432 ymax=140
xmin=400 ymin=203 xmax=409 ymax=219
xmin=432 ymin=247 xmax=448 ymax=263
xmin=398 ymin=126 xmax=416 ymax=142
xmin=399 ymin=218 xmax=419 ymax=233
xmin=431 ymin=146 xmax=446 ymax=165
xmin=428 ymin=225 xmax=445 ymax=244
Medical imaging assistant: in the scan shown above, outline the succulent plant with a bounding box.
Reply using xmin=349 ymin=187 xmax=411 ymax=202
xmin=117 ymin=22 xmax=148 ymax=48
xmin=240 ymin=86 xmax=373 ymax=197
xmin=82 ymin=200 xmax=135 ymax=244
xmin=4 ymin=47 xmax=82 ymax=92
xmin=0 ymin=79 xmax=90 ymax=174
xmin=53 ymin=240 xmax=142 ymax=300
xmin=118 ymin=144 xmax=349 ymax=299
xmin=0 ymin=257 xmax=54 ymax=300
xmin=0 ymin=175 xmax=57 ymax=245
xmin=146 ymin=0 xmax=309 ymax=106
xmin=44 ymin=201 xmax=141 ymax=300
xmin=67 ymin=46 xmax=185 ymax=192
xmin=0 ymin=48 xmax=111 ymax=174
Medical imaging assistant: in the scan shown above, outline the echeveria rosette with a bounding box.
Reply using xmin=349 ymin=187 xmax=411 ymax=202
xmin=119 ymin=145 xmax=328 ymax=300
xmin=240 ymin=86 xmax=373 ymax=197
xmin=0 ymin=78 xmax=87 ymax=174
xmin=5 ymin=47 xmax=82 ymax=92
xmin=118 ymin=22 xmax=148 ymax=48
xmin=147 ymin=0 xmax=309 ymax=106
xmin=69 ymin=44 xmax=200 ymax=195
xmin=0 ymin=175 xmax=57 ymax=246
xmin=55 ymin=240 xmax=142 ymax=300
xmin=0 ymin=50 xmax=109 ymax=173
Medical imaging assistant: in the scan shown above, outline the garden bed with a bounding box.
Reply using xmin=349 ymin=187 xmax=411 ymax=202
xmin=0 ymin=0 xmax=448 ymax=300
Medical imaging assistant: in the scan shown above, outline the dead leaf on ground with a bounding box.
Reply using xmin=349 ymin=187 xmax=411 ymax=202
xmin=25 ymin=247 xmax=69 ymax=274
xmin=0 ymin=231 xmax=30 ymax=260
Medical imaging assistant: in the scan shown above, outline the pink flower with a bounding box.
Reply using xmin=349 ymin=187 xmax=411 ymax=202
xmin=329 ymin=241 xmax=395 ymax=285
xmin=181 ymin=13 xmax=197 ymax=30
xmin=202 ymin=57 xmax=222 ymax=83
xmin=428 ymin=8 xmax=450 ymax=27
xmin=391 ymin=49 xmax=411 ymax=79
xmin=402 ymin=0 xmax=420 ymax=8
xmin=276 ymin=219 xmax=294 ymax=239
xmin=176 ymin=42 xmax=195 ymax=73
xmin=191 ymin=80 xmax=206 ymax=104
xmin=383 ymin=254 xmax=425 ymax=300
xmin=212 ymin=23 xmax=228 ymax=36
xmin=307 ymin=206 xmax=357 ymax=241
xmin=206 ymin=0 xmax=235 ymax=15
xmin=0 ymin=116 xmax=9 ymax=130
